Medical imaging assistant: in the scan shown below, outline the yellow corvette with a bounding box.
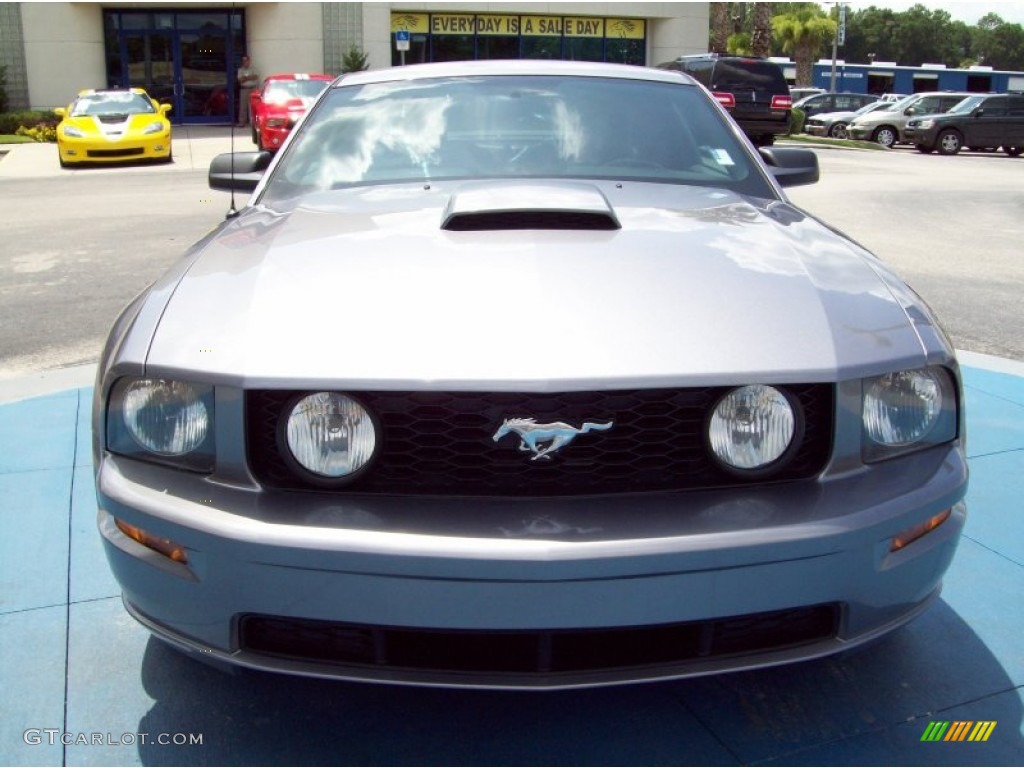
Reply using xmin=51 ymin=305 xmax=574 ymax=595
xmin=54 ymin=88 xmax=172 ymax=167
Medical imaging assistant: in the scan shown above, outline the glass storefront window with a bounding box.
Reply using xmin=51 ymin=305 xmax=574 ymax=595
xmin=391 ymin=12 xmax=646 ymax=66
xmin=477 ymin=36 xmax=519 ymax=59
xmin=606 ymin=39 xmax=645 ymax=66
xmin=522 ymin=37 xmax=562 ymax=59
xmin=565 ymin=38 xmax=604 ymax=62
xmin=432 ymin=35 xmax=474 ymax=63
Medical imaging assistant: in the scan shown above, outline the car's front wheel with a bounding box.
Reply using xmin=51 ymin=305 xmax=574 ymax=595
xmin=829 ymin=122 xmax=848 ymax=140
xmin=872 ymin=126 xmax=897 ymax=148
xmin=1006 ymin=146 xmax=1022 ymax=157
xmin=250 ymin=122 xmax=257 ymax=144
xmin=936 ymin=129 xmax=963 ymax=155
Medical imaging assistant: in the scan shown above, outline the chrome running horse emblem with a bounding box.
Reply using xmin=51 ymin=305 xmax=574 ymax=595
xmin=492 ymin=417 xmax=614 ymax=461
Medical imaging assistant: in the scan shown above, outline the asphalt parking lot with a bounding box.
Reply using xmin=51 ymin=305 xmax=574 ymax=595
xmin=1 ymin=130 xmax=1023 ymax=766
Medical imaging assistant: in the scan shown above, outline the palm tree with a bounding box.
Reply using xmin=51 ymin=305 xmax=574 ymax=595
xmin=710 ymin=3 xmax=731 ymax=54
xmin=751 ymin=3 xmax=773 ymax=57
xmin=772 ymin=9 xmax=836 ymax=86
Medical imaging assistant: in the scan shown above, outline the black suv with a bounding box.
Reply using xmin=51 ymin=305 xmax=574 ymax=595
xmin=905 ymin=93 xmax=1024 ymax=156
xmin=657 ymin=54 xmax=792 ymax=146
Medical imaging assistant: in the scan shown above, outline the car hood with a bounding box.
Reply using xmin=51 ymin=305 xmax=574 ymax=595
xmin=65 ymin=112 xmax=165 ymax=137
xmin=145 ymin=181 xmax=931 ymax=390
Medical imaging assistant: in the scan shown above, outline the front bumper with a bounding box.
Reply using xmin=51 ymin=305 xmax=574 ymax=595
xmin=58 ymin=131 xmax=171 ymax=164
xmin=904 ymin=126 xmax=938 ymax=148
xmin=258 ymin=123 xmax=293 ymax=150
xmin=804 ymin=123 xmax=829 ymax=137
xmin=96 ymin=441 xmax=968 ymax=689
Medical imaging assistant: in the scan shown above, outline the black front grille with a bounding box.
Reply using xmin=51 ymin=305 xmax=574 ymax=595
xmin=87 ymin=147 xmax=144 ymax=158
xmin=239 ymin=605 xmax=840 ymax=676
xmin=247 ymin=385 xmax=833 ymax=497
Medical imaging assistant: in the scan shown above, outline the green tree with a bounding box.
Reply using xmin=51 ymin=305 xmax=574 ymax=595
xmin=972 ymin=13 xmax=1024 ymax=70
xmin=710 ymin=3 xmax=731 ymax=54
xmin=772 ymin=7 xmax=836 ymax=86
xmin=341 ymin=45 xmax=369 ymax=74
xmin=750 ymin=2 xmax=773 ymax=57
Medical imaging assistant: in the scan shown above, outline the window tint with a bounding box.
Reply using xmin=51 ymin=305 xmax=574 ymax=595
xmin=710 ymin=60 xmax=786 ymax=92
xmin=979 ymin=98 xmax=1007 ymax=116
xmin=680 ymin=59 xmax=714 ymax=87
xmin=264 ymin=79 xmax=330 ymax=104
xmin=71 ymin=91 xmax=156 ymax=117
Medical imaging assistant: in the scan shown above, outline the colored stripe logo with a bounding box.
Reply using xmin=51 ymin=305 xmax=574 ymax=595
xmin=921 ymin=721 xmax=996 ymax=742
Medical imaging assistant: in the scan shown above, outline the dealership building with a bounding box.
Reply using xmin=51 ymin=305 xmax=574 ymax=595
xmin=0 ymin=2 xmax=709 ymax=124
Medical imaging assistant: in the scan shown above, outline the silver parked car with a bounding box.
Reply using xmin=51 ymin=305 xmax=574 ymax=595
xmin=846 ymin=91 xmax=973 ymax=147
xmin=804 ymin=99 xmax=891 ymax=139
xmin=94 ymin=60 xmax=967 ymax=690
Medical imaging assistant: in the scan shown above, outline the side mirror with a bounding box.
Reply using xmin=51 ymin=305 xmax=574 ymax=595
xmin=905 ymin=107 xmax=917 ymax=115
xmin=759 ymin=147 xmax=819 ymax=188
xmin=972 ymin=108 xmax=985 ymax=118
xmin=208 ymin=151 xmax=273 ymax=193
xmin=159 ymin=103 xmax=172 ymax=115
xmin=54 ymin=107 xmax=66 ymax=118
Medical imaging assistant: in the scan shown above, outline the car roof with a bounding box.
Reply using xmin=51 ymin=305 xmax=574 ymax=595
xmin=334 ymin=59 xmax=698 ymax=89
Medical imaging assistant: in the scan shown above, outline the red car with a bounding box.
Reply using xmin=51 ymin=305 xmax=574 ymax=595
xmin=250 ymin=73 xmax=333 ymax=151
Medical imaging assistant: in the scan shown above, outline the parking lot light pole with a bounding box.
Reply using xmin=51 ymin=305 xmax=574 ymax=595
xmin=830 ymin=3 xmax=846 ymax=92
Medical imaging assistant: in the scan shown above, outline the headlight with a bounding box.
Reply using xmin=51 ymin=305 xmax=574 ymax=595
xmin=917 ymin=119 xmax=935 ymax=129
xmin=862 ymin=367 xmax=958 ymax=462
xmin=123 ymin=380 xmax=209 ymax=454
xmin=283 ymin=392 xmax=377 ymax=480
xmin=63 ymin=125 xmax=85 ymax=138
xmin=142 ymin=122 xmax=165 ymax=135
xmin=107 ymin=378 xmax=214 ymax=471
xmin=266 ymin=117 xmax=288 ymax=128
xmin=708 ymin=385 xmax=797 ymax=472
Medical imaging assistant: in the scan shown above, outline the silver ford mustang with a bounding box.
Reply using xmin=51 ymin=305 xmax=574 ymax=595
xmin=94 ymin=60 xmax=967 ymax=690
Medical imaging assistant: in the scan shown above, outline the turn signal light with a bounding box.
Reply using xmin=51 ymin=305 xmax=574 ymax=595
xmin=115 ymin=519 xmax=189 ymax=563
xmin=890 ymin=509 xmax=951 ymax=552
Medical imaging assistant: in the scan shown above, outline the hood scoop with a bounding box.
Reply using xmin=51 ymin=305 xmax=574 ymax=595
xmin=441 ymin=181 xmax=620 ymax=231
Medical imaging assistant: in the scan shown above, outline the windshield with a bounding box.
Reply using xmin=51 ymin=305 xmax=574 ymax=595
xmin=71 ymin=92 xmax=156 ymax=117
xmin=890 ymin=94 xmax=920 ymax=111
xmin=947 ymin=95 xmax=985 ymax=114
xmin=857 ymin=101 xmax=891 ymax=116
xmin=263 ymin=79 xmax=330 ymax=105
xmin=263 ymin=75 xmax=773 ymax=205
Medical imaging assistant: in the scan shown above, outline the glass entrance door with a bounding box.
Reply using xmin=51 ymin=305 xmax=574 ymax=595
xmin=123 ymin=32 xmax=176 ymax=109
xmin=107 ymin=9 xmax=242 ymax=125
xmin=178 ymin=31 xmax=230 ymax=122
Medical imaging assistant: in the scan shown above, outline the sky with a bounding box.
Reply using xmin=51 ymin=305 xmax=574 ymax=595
xmin=833 ymin=1 xmax=1024 ymax=25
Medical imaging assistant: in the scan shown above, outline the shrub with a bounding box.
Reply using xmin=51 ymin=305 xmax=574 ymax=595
xmin=15 ymin=123 xmax=57 ymax=142
xmin=0 ymin=110 xmax=59 ymax=134
xmin=341 ymin=45 xmax=369 ymax=73
xmin=788 ymin=107 xmax=806 ymax=135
